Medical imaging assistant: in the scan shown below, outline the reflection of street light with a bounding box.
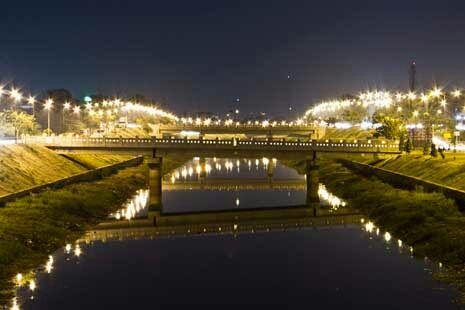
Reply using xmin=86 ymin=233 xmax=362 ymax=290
xmin=44 ymin=98 xmax=54 ymax=135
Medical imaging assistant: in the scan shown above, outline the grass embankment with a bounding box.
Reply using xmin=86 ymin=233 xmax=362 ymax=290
xmin=0 ymin=155 xmax=188 ymax=305
xmin=0 ymin=165 xmax=147 ymax=304
xmin=323 ymin=127 xmax=374 ymax=140
xmin=105 ymin=127 xmax=150 ymax=138
xmin=288 ymin=158 xmax=465 ymax=301
xmin=353 ymin=152 xmax=465 ymax=191
xmin=0 ymin=144 xmax=133 ymax=196
xmin=64 ymin=154 xmax=133 ymax=169
xmin=0 ymin=145 xmax=84 ymax=196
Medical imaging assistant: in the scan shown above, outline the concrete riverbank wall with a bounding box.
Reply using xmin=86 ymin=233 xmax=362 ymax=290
xmin=340 ymin=159 xmax=465 ymax=208
xmin=0 ymin=156 xmax=144 ymax=206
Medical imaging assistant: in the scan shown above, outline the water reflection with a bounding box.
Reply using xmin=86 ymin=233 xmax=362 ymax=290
xmin=168 ymin=157 xmax=281 ymax=183
xmin=317 ymin=184 xmax=346 ymax=211
xmin=8 ymin=158 xmax=456 ymax=309
xmin=109 ymin=189 xmax=149 ymax=221
xmin=13 ymin=213 xmax=452 ymax=310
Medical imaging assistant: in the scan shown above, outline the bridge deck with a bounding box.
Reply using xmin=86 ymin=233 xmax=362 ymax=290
xmin=80 ymin=209 xmax=362 ymax=242
xmin=26 ymin=136 xmax=400 ymax=155
xmin=163 ymin=178 xmax=306 ymax=191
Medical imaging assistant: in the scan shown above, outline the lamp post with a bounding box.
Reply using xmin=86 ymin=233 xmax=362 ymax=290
xmin=63 ymin=101 xmax=71 ymax=133
xmin=44 ymin=98 xmax=54 ymax=135
xmin=27 ymin=96 xmax=36 ymax=118
xmin=9 ymin=88 xmax=23 ymax=142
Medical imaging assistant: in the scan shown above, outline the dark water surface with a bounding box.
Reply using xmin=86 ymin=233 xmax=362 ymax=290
xmin=15 ymin=158 xmax=458 ymax=309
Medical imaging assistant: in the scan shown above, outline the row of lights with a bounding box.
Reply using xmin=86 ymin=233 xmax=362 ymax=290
xmin=179 ymin=117 xmax=308 ymax=128
xmin=305 ymin=87 xmax=457 ymax=119
xmin=0 ymin=84 xmax=179 ymax=122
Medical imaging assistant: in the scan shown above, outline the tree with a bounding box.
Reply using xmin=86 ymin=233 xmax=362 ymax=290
xmin=373 ymin=115 xmax=404 ymax=139
xmin=341 ymin=105 xmax=367 ymax=123
xmin=0 ymin=111 xmax=39 ymax=138
xmin=38 ymin=89 xmax=74 ymax=133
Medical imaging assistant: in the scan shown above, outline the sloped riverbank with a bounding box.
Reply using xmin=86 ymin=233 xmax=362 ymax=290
xmin=0 ymin=155 xmax=188 ymax=306
xmin=287 ymin=158 xmax=465 ymax=302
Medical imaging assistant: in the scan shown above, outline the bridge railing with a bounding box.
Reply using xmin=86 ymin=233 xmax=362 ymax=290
xmin=23 ymin=135 xmax=400 ymax=153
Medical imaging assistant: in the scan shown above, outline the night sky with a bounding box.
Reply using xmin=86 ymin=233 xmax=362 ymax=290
xmin=2 ymin=0 xmax=465 ymax=116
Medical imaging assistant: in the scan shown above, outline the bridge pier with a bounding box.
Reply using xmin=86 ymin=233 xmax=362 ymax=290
xmin=199 ymin=158 xmax=207 ymax=185
xmin=267 ymin=161 xmax=274 ymax=184
xmin=148 ymin=156 xmax=163 ymax=224
xmin=306 ymin=153 xmax=320 ymax=206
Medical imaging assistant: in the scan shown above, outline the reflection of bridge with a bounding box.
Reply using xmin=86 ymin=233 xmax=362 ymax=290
xmin=163 ymin=178 xmax=306 ymax=191
xmin=148 ymin=157 xmax=321 ymax=212
xmin=29 ymin=136 xmax=400 ymax=157
xmin=156 ymin=124 xmax=324 ymax=139
xmin=80 ymin=205 xmax=362 ymax=243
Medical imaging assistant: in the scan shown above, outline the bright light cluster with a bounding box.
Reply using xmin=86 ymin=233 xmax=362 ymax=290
xmin=178 ymin=117 xmax=308 ymax=128
xmin=304 ymin=87 xmax=455 ymax=120
xmin=169 ymin=157 xmax=277 ymax=184
xmin=111 ymin=189 xmax=149 ymax=221
xmin=0 ymin=81 xmax=179 ymax=123
xmin=317 ymin=183 xmax=346 ymax=211
xmin=121 ymin=102 xmax=178 ymax=122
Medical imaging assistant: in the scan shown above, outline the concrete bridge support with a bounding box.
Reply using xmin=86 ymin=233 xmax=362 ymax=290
xmin=306 ymin=152 xmax=320 ymax=206
xmin=148 ymin=156 xmax=163 ymax=224
xmin=199 ymin=158 xmax=207 ymax=185
xmin=267 ymin=161 xmax=275 ymax=183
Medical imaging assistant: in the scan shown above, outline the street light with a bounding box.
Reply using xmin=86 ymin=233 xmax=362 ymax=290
xmin=44 ymin=98 xmax=54 ymax=135
xmin=9 ymin=88 xmax=23 ymax=103
xmin=27 ymin=95 xmax=36 ymax=117
xmin=62 ymin=101 xmax=71 ymax=133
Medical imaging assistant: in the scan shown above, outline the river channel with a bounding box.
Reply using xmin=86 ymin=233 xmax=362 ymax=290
xmin=13 ymin=157 xmax=458 ymax=309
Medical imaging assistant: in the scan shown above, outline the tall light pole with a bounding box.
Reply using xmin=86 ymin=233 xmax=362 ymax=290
xmin=9 ymin=88 xmax=23 ymax=142
xmin=63 ymin=101 xmax=71 ymax=133
xmin=44 ymin=98 xmax=54 ymax=135
xmin=27 ymin=95 xmax=36 ymax=118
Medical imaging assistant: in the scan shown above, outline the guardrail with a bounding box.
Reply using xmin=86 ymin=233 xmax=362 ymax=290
xmin=23 ymin=136 xmax=400 ymax=153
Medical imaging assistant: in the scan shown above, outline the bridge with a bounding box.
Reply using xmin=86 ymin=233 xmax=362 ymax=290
xmin=25 ymin=136 xmax=400 ymax=158
xmin=155 ymin=124 xmax=325 ymax=139
xmin=163 ymin=178 xmax=306 ymax=191
xmin=79 ymin=205 xmax=362 ymax=243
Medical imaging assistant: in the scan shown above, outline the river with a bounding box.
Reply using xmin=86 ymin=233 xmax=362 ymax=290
xmin=12 ymin=157 xmax=458 ymax=309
